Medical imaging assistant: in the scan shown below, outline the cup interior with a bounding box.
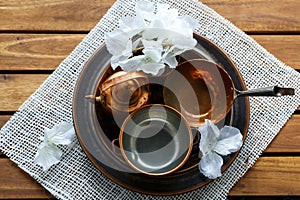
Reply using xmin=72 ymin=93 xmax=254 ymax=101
xmin=119 ymin=105 xmax=193 ymax=176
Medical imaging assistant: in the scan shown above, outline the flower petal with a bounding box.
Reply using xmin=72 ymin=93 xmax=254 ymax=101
xmin=213 ymin=126 xmax=243 ymax=156
xmin=142 ymin=28 xmax=169 ymax=40
xmin=143 ymin=49 xmax=162 ymax=63
xmin=162 ymin=55 xmax=178 ymax=68
xmin=119 ymin=55 xmax=146 ymax=72
xmin=178 ymin=15 xmax=200 ymax=30
xmin=142 ymin=38 xmax=163 ymax=62
xmin=198 ymin=119 xmax=220 ymax=154
xmin=118 ymin=16 xmax=140 ymax=32
xmin=137 ymin=62 xmax=165 ymax=75
xmin=171 ymin=36 xmax=197 ymax=50
xmin=104 ymin=30 xmax=131 ymax=55
xmin=142 ymin=38 xmax=163 ymax=50
xmin=199 ymin=151 xmax=223 ymax=179
xmin=46 ymin=122 xmax=75 ymax=145
xmin=135 ymin=0 xmax=155 ymax=20
xmin=34 ymin=143 xmax=62 ymax=171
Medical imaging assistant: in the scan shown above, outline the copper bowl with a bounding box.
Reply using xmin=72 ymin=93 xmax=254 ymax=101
xmin=163 ymin=59 xmax=234 ymax=127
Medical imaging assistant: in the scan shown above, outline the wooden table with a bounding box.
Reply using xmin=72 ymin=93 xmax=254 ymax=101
xmin=0 ymin=0 xmax=299 ymax=199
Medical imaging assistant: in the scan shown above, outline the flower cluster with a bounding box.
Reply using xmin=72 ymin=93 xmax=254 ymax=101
xmin=34 ymin=122 xmax=75 ymax=171
xmin=104 ymin=0 xmax=199 ymax=75
xmin=198 ymin=120 xmax=243 ymax=179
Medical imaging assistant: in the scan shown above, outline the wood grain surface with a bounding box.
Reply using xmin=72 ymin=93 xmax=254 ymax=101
xmin=1 ymin=0 xmax=299 ymax=33
xmin=0 ymin=0 xmax=299 ymax=199
xmin=231 ymin=157 xmax=300 ymax=196
xmin=203 ymin=0 xmax=300 ymax=33
xmin=0 ymin=157 xmax=299 ymax=198
xmin=1 ymin=34 xmax=299 ymax=71
xmin=0 ymin=74 xmax=48 ymax=111
xmin=0 ymin=34 xmax=84 ymax=71
xmin=0 ymin=0 xmax=112 ymax=32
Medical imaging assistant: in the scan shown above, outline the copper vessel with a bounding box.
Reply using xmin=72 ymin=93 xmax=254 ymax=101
xmin=99 ymin=71 xmax=150 ymax=113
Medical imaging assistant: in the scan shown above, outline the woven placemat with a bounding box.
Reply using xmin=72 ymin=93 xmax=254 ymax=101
xmin=1 ymin=0 xmax=299 ymax=199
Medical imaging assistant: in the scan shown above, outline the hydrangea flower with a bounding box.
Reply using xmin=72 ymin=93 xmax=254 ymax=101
xmin=104 ymin=0 xmax=199 ymax=75
xmin=34 ymin=122 xmax=75 ymax=171
xmin=198 ymin=120 xmax=243 ymax=179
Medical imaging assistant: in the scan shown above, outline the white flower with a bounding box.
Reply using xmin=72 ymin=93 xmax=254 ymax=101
xmin=104 ymin=30 xmax=135 ymax=70
xmin=34 ymin=142 xmax=62 ymax=171
xmin=34 ymin=122 xmax=75 ymax=171
xmin=118 ymin=38 xmax=166 ymax=75
xmin=119 ymin=54 xmax=166 ymax=76
xmin=198 ymin=120 xmax=243 ymax=179
xmin=104 ymin=0 xmax=199 ymax=75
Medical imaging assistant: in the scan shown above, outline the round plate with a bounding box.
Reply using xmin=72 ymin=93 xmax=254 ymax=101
xmin=73 ymin=33 xmax=250 ymax=195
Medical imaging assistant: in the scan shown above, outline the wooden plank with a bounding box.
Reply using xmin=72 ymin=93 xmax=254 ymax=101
xmin=0 ymin=157 xmax=299 ymax=198
xmin=202 ymin=0 xmax=300 ymax=33
xmin=252 ymin=35 xmax=300 ymax=70
xmin=266 ymin=115 xmax=300 ymax=153
xmin=0 ymin=159 xmax=54 ymax=199
xmin=0 ymin=0 xmax=299 ymax=33
xmin=0 ymin=115 xmax=10 ymax=157
xmin=230 ymin=156 xmax=300 ymax=196
xmin=0 ymin=74 xmax=48 ymax=111
xmin=0 ymin=34 xmax=84 ymax=71
xmin=0 ymin=115 xmax=11 ymax=128
xmin=0 ymin=34 xmax=299 ymax=71
xmin=0 ymin=0 xmax=112 ymax=32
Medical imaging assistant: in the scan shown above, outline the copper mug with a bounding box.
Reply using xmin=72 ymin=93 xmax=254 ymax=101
xmin=118 ymin=104 xmax=193 ymax=176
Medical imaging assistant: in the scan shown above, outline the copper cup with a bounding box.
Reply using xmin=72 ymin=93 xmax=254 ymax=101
xmin=119 ymin=104 xmax=193 ymax=176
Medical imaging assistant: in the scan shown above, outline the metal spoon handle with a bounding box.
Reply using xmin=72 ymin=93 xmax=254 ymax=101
xmin=236 ymin=86 xmax=295 ymax=97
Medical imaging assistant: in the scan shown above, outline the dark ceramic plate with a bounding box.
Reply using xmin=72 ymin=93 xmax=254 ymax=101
xmin=73 ymin=33 xmax=250 ymax=195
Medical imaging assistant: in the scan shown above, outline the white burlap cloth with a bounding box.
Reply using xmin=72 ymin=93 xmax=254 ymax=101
xmin=1 ymin=0 xmax=299 ymax=199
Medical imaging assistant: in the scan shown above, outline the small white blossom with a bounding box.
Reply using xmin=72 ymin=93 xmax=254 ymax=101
xmin=118 ymin=38 xmax=166 ymax=75
xmin=34 ymin=122 xmax=75 ymax=171
xmin=198 ymin=120 xmax=243 ymax=179
xmin=104 ymin=30 xmax=135 ymax=70
xmin=104 ymin=0 xmax=199 ymax=75
xmin=34 ymin=142 xmax=62 ymax=171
